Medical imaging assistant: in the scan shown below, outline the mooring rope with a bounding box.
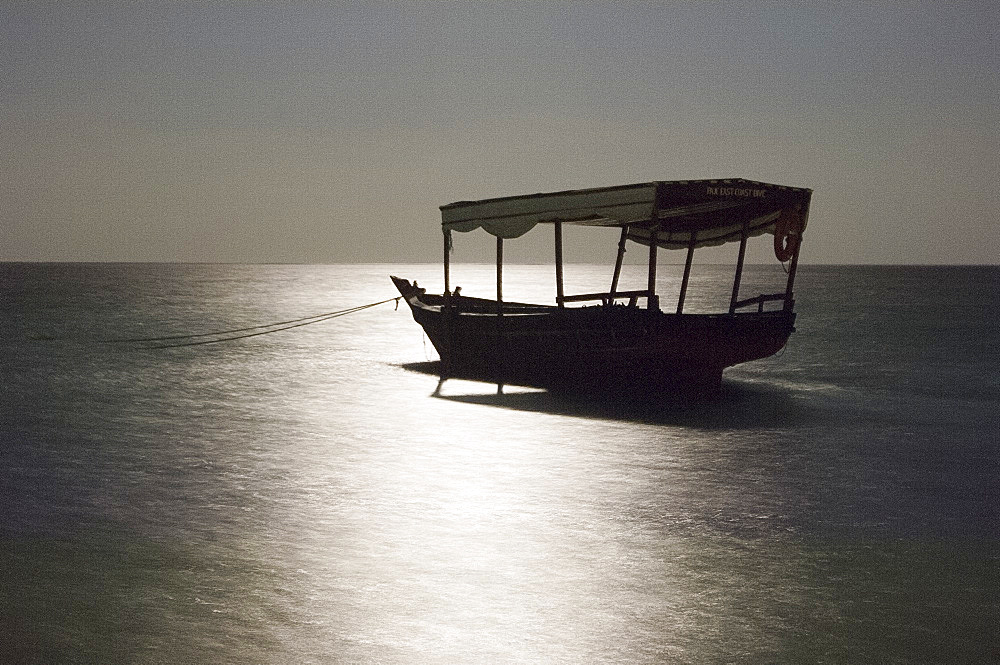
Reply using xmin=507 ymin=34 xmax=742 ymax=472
xmin=102 ymin=309 xmax=360 ymax=344
xmin=102 ymin=296 xmax=401 ymax=349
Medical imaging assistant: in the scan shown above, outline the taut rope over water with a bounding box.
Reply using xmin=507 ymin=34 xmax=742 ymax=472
xmin=102 ymin=296 xmax=401 ymax=349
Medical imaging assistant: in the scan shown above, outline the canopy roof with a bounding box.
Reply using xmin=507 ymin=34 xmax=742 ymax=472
xmin=440 ymin=179 xmax=812 ymax=250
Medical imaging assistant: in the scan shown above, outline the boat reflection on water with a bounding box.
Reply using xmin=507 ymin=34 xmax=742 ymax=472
xmin=401 ymin=358 xmax=814 ymax=430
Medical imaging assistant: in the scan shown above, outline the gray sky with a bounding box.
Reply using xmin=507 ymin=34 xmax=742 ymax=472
xmin=3 ymin=1 xmax=997 ymax=264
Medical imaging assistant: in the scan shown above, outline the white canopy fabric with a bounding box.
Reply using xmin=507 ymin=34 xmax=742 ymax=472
xmin=441 ymin=183 xmax=657 ymax=239
xmin=440 ymin=179 xmax=811 ymax=250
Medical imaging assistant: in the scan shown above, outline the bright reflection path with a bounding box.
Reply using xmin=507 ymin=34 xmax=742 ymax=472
xmin=226 ymin=265 xmax=708 ymax=662
xmin=271 ymin=397 xmax=697 ymax=661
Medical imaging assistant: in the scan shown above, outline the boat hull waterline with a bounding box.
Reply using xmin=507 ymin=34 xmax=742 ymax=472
xmin=392 ymin=276 xmax=794 ymax=398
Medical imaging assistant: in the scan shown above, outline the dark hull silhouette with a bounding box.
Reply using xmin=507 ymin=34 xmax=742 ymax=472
xmin=392 ymin=276 xmax=793 ymax=398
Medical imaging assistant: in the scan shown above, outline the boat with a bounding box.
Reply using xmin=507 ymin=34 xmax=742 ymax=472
xmin=391 ymin=178 xmax=811 ymax=398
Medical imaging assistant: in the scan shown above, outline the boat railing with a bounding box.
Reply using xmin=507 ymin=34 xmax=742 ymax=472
xmin=557 ymin=289 xmax=651 ymax=307
xmin=732 ymin=292 xmax=789 ymax=313
xmin=444 ymin=296 xmax=555 ymax=314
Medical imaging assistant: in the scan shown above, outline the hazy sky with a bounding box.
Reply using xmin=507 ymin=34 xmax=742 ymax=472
xmin=3 ymin=1 xmax=997 ymax=264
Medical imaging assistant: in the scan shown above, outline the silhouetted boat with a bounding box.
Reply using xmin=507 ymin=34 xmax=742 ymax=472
xmin=392 ymin=179 xmax=811 ymax=398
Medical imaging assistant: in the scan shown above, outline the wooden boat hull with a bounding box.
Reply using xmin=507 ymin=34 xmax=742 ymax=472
xmin=392 ymin=277 xmax=794 ymax=398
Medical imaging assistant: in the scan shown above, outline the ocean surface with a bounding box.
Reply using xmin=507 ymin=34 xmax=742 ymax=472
xmin=1 ymin=262 xmax=997 ymax=664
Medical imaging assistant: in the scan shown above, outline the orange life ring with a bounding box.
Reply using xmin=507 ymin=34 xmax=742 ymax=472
xmin=773 ymin=208 xmax=801 ymax=262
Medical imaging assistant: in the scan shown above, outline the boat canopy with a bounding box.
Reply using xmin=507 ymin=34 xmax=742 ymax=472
xmin=440 ymin=179 xmax=812 ymax=250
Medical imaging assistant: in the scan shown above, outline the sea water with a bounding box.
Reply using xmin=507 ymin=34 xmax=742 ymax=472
xmin=1 ymin=263 xmax=997 ymax=664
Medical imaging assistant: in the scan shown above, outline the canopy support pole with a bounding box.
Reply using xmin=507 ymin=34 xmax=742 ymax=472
xmin=610 ymin=225 xmax=628 ymax=301
xmin=729 ymin=220 xmax=749 ymax=314
xmin=441 ymin=229 xmax=452 ymax=383
xmin=783 ymin=234 xmax=802 ymax=311
xmin=554 ymin=221 xmax=564 ymax=307
xmin=647 ymin=225 xmax=659 ymax=310
xmin=443 ymin=230 xmax=451 ymax=298
xmin=496 ymin=236 xmax=504 ymax=394
xmin=496 ymin=236 xmax=504 ymax=314
xmin=677 ymin=232 xmax=697 ymax=314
